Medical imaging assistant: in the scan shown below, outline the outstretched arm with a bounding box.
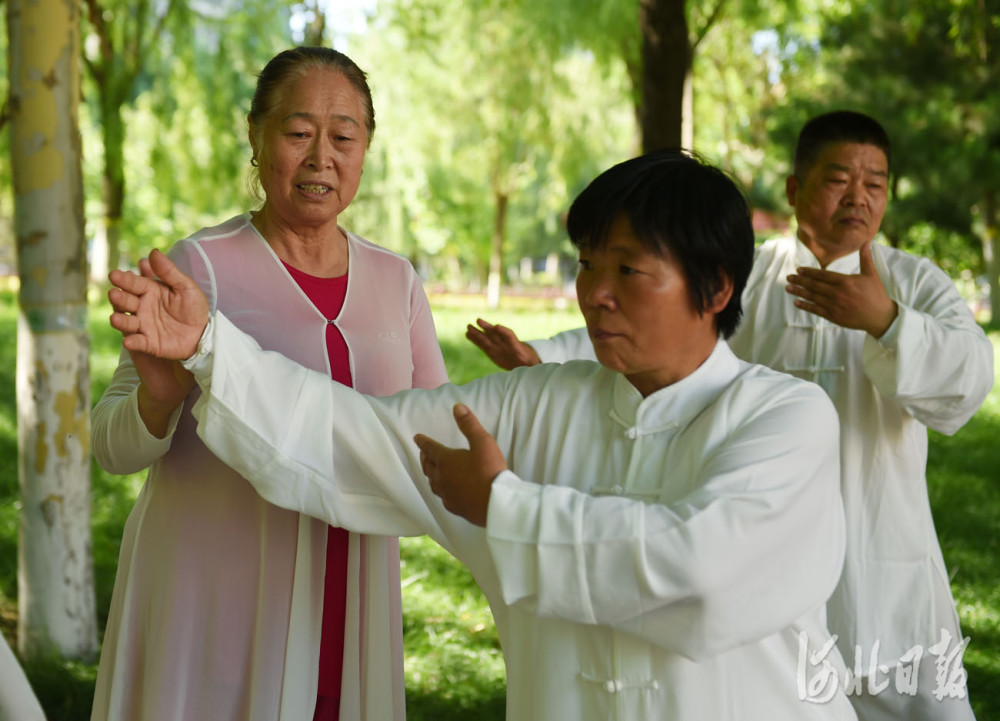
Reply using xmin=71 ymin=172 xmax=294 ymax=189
xmin=414 ymin=403 xmax=508 ymax=526
xmin=465 ymin=318 xmax=541 ymax=370
xmin=108 ymin=249 xmax=210 ymax=360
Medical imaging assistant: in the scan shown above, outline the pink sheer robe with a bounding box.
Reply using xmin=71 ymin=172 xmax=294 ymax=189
xmin=91 ymin=214 xmax=448 ymax=721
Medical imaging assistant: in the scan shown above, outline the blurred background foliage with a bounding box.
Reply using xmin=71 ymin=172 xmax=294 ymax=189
xmin=2 ymin=0 xmax=999 ymax=718
xmin=1 ymin=0 xmax=997 ymax=310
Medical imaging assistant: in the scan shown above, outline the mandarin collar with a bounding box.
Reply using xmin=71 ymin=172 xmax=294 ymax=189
xmin=793 ymin=236 xmax=861 ymax=274
xmin=608 ymin=340 xmax=741 ymax=435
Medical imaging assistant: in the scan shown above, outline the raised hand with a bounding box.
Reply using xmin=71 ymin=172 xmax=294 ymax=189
xmin=465 ymin=318 xmax=541 ymax=370
xmin=785 ymin=241 xmax=898 ymax=338
xmin=413 ymin=404 xmax=508 ymax=527
xmin=108 ymin=249 xmax=210 ymax=360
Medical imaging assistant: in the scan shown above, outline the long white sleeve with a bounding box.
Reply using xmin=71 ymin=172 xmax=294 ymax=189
xmin=183 ymin=313 xmax=858 ymax=720
xmin=90 ymin=349 xmax=184 ymax=475
xmin=486 ymin=370 xmax=845 ymax=661
xmin=528 ymin=327 xmax=595 ymax=363
xmin=91 ymin=241 xmax=208 ymax=475
xmin=185 ymin=312 xmax=512 ymax=557
xmin=863 ymin=250 xmax=993 ymax=434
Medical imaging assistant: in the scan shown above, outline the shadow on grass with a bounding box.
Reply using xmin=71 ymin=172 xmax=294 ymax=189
xmin=927 ymin=397 xmax=1000 ymax=717
xmin=405 ymin=687 xmax=506 ymax=721
xmin=15 ymin=653 xmax=98 ymax=721
xmin=965 ymin=621 xmax=1000 ymax=719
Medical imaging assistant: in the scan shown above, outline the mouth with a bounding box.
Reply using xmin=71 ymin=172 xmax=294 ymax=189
xmin=298 ymin=183 xmax=333 ymax=195
xmin=590 ymin=328 xmax=622 ymax=342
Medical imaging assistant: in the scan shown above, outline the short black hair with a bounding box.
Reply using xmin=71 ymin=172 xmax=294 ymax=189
xmin=793 ymin=111 xmax=891 ymax=179
xmin=566 ymin=149 xmax=754 ymax=339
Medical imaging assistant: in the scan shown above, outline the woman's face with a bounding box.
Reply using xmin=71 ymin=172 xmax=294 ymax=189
xmin=576 ymin=214 xmax=730 ymax=396
xmin=251 ymin=67 xmax=368 ymax=230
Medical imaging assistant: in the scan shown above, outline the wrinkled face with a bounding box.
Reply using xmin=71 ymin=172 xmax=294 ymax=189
xmin=787 ymin=142 xmax=889 ymax=264
xmin=250 ymin=67 xmax=367 ymax=229
xmin=575 ymin=214 xmax=730 ymax=397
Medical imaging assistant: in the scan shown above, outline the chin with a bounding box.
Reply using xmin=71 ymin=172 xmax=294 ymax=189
xmin=593 ymin=351 xmax=625 ymax=373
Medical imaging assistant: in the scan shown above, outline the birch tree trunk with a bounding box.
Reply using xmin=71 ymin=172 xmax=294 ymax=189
xmin=7 ymin=0 xmax=98 ymax=661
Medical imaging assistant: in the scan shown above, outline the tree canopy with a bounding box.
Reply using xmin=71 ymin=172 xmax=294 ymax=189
xmin=0 ymin=0 xmax=995 ymax=315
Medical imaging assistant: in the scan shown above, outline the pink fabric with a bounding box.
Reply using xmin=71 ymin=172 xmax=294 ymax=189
xmin=90 ymin=214 xmax=448 ymax=721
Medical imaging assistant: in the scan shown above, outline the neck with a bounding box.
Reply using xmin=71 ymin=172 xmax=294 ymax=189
xmin=798 ymin=234 xmax=857 ymax=269
xmin=625 ymin=336 xmax=719 ymax=398
xmin=252 ymin=209 xmax=349 ymax=278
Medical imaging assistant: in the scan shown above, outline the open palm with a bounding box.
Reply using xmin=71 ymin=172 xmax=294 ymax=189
xmin=108 ymin=250 xmax=210 ymax=360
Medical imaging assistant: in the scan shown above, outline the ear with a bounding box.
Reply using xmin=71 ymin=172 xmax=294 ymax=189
xmin=785 ymin=174 xmax=798 ymax=208
xmin=707 ymin=272 xmax=734 ymax=315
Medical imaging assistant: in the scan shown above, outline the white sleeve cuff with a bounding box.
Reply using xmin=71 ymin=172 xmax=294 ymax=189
xmin=181 ymin=315 xmax=215 ymax=377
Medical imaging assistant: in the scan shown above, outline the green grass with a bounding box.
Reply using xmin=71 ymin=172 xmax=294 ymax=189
xmin=0 ymin=288 xmax=998 ymax=720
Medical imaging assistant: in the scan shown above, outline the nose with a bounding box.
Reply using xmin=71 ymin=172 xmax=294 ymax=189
xmin=307 ymin=135 xmax=334 ymax=169
xmin=577 ymin=268 xmax=617 ymax=312
xmin=842 ymin=177 xmax=867 ymax=207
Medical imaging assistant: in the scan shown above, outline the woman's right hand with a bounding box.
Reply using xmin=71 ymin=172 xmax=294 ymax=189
xmin=109 ymin=248 xmax=210 ymax=437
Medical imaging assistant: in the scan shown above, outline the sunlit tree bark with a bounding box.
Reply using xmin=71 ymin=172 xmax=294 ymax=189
xmin=7 ymin=0 xmax=98 ymax=661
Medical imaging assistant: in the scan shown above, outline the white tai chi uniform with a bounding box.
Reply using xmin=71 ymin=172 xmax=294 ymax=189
xmin=181 ymin=311 xmax=860 ymax=721
xmin=528 ymin=239 xmax=992 ymax=718
xmin=727 ymin=236 xmax=992 ymax=720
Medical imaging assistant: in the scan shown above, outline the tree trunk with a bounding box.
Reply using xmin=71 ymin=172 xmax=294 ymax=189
xmin=91 ymin=97 xmax=126 ymax=281
xmin=7 ymin=0 xmax=98 ymax=661
xmin=305 ymin=0 xmax=326 ymax=46
xmin=487 ymin=190 xmax=508 ymax=310
xmin=638 ymin=0 xmax=690 ymax=152
xmin=983 ymin=189 xmax=999 ymax=325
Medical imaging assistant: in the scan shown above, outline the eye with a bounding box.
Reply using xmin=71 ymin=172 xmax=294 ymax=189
xmin=619 ymin=265 xmax=638 ymax=276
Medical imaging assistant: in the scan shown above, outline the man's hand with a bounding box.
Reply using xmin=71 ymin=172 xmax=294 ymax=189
xmin=108 ymin=249 xmax=210 ymax=360
xmin=786 ymin=241 xmax=898 ymax=338
xmin=414 ymin=404 xmax=508 ymax=527
xmin=466 ymin=318 xmax=541 ymax=370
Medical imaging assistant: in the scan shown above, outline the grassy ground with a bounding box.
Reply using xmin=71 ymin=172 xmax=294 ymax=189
xmin=0 ymin=288 xmax=998 ymax=720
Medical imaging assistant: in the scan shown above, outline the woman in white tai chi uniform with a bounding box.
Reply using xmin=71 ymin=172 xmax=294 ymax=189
xmin=108 ymin=150 xmax=860 ymax=721
xmin=468 ymin=113 xmax=992 ymax=721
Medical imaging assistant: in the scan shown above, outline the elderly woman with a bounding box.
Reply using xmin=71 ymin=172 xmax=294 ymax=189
xmin=108 ymin=150 xmax=859 ymax=720
xmin=91 ymin=47 xmax=448 ymax=721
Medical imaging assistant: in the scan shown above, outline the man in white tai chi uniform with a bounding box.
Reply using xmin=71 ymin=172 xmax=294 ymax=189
xmin=468 ymin=113 xmax=994 ymax=720
xmin=107 ymin=151 xmax=859 ymax=720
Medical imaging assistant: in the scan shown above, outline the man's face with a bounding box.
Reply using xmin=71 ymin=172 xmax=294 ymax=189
xmin=787 ymin=142 xmax=889 ymax=265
